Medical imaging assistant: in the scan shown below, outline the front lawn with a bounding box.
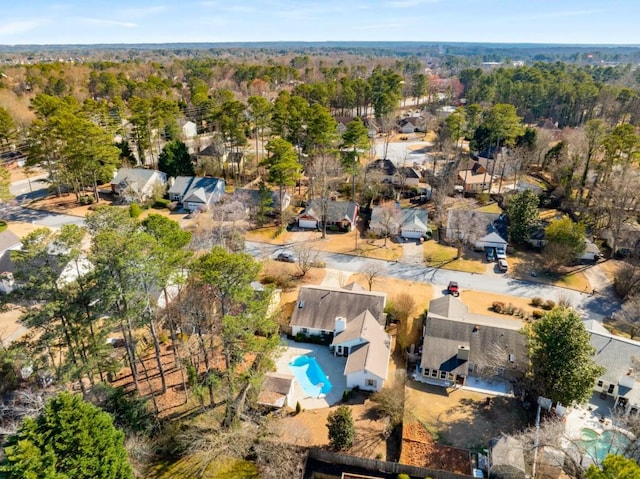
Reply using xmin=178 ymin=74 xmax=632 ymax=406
xmin=423 ymin=241 xmax=486 ymax=274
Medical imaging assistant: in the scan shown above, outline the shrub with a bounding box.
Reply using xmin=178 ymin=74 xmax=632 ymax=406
xmin=477 ymin=192 xmax=490 ymax=205
xmin=295 ymin=401 xmax=302 ymax=414
xmin=342 ymin=389 xmax=351 ymax=402
xmin=153 ymin=198 xmax=170 ymax=209
xmin=543 ymin=299 xmax=556 ymax=311
xmin=158 ymin=331 xmax=169 ymax=344
xmin=129 ymin=203 xmax=142 ymax=218
xmin=531 ymin=297 xmax=543 ymax=307
xmin=492 ymin=301 xmax=505 ymax=313
xmin=532 ymin=310 xmax=545 ymax=319
xmin=397 ymin=474 xmax=411 ymax=479
xmin=79 ymin=195 xmax=95 ymax=205
xmin=516 ymin=307 xmax=526 ymax=317
xmin=505 ymin=303 xmax=515 ymax=315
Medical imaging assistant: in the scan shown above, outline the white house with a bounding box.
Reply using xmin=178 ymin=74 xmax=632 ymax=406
xmin=111 ymin=168 xmax=167 ymax=203
xmin=369 ymin=206 xmax=430 ymax=240
xmin=180 ymin=120 xmax=197 ymax=139
xmin=331 ymin=311 xmax=391 ymax=392
xmin=297 ymin=200 xmax=358 ymax=232
xmin=290 ymin=284 xmax=390 ymax=392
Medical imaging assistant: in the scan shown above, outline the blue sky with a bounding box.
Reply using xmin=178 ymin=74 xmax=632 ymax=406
xmin=0 ymin=1 xmax=637 ymax=45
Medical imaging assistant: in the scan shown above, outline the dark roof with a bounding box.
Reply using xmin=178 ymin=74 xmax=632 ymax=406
xmin=301 ymin=200 xmax=358 ymax=224
xmin=446 ymin=210 xmax=506 ymax=242
xmin=291 ymin=285 xmax=386 ymax=332
xmin=167 ymin=176 xmax=194 ymax=196
xmin=227 ymin=151 xmax=243 ymax=164
xmin=397 ymin=166 xmax=420 ymax=179
xmin=421 ymin=296 xmax=527 ymax=375
xmin=590 ymin=329 xmax=640 ymax=385
xmin=197 ymin=143 xmax=224 ymax=157
xmin=367 ymin=159 xmax=396 ymax=176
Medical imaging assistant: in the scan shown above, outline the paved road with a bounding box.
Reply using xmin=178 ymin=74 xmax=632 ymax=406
xmin=246 ymin=240 xmax=620 ymax=322
xmin=10 ymin=174 xmax=49 ymax=202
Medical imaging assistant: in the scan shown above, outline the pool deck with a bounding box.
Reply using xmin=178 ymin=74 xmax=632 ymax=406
xmin=275 ymin=336 xmax=347 ymax=410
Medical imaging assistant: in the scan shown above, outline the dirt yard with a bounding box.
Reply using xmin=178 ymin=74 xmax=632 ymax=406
xmin=404 ymin=381 xmax=529 ymax=451
xmin=275 ymin=392 xmax=388 ymax=460
xmin=0 ymin=304 xmax=27 ymax=345
xmin=508 ymin=249 xmax=591 ymax=292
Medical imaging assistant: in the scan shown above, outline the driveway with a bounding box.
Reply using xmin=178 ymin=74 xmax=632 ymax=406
xmin=0 ymin=204 xmax=85 ymax=229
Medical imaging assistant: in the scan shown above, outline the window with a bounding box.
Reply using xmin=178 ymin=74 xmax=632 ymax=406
xmin=431 ymin=369 xmax=438 ymax=378
xmin=439 ymin=371 xmax=447 ymax=379
xmin=597 ymin=380 xmax=603 ymax=387
xmin=631 ymin=407 xmax=638 ymax=416
xmin=447 ymin=373 xmax=455 ymax=380
xmin=337 ymin=346 xmax=342 ymax=355
xmin=302 ymin=328 xmax=308 ymax=334
xmin=366 ymin=379 xmax=377 ymax=388
xmin=608 ymin=384 xmax=615 ymax=394
xmin=423 ymin=368 xmax=430 ymax=377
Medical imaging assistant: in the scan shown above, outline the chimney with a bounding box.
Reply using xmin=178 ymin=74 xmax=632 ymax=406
xmin=335 ymin=317 xmax=347 ymax=334
xmin=457 ymin=345 xmax=470 ymax=361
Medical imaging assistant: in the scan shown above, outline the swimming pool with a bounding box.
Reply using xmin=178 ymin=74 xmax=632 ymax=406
xmin=288 ymin=355 xmax=333 ymax=397
xmin=580 ymin=428 xmax=631 ymax=463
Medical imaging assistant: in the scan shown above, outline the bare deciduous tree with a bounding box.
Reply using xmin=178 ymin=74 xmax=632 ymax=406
xmin=294 ymin=244 xmax=319 ymax=277
xmin=361 ymin=264 xmax=382 ymax=291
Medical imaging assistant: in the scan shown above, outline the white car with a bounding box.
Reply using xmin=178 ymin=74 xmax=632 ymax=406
xmin=498 ymin=258 xmax=508 ymax=272
xmin=496 ymin=247 xmax=507 ymax=260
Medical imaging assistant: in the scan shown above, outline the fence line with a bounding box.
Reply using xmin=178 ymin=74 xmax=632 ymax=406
xmin=308 ymin=448 xmax=474 ymax=479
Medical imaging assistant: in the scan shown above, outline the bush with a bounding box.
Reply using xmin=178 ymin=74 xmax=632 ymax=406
xmin=492 ymin=301 xmax=505 ymax=313
xmin=397 ymin=474 xmax=410 ymax=479
xmin=129 ymin=203 xmax=142 ymax=218
xmin=516 ymin=307 xmax=526 ymax=317
xmin=505 ymin=303 xmax=516 ymax=315
xmin=78 ymin=195 xmax=95 ymax=205
xmin=295 ymin=401 xmax=302 ymax=414
xmin=153 ymin=198 xmax=170 ymax=209
xmin=532 ymin=310 xmax=545 ymax=319
xmin=158 ymin=331 xmax=169 ymax=344
xmin=342 ymin=389 xmax=351 ymax=402
xmin=477 ymin=192 xmax=490 ymax=205
xmin=542 ymin=299 xmax=556 ymax=311
xmin=531 ymin=297 xmax=543 ymax=307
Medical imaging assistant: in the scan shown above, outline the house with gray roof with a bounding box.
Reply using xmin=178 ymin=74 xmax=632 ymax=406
xmin=369 ymin=205 xmax=431 ymax=240
xmin=589 ymin=327 xmax=640 ymax=415
xmin=167 ymin=176 xmax=225 ymax=211
xmin=297 ymin=200 xmax=358 ymax=232
xmin=111 ymin=168 xmax=167 ymax=203
xmin=418 ymin=296 xmax=526 ymax=393
xmin=290 ymin=284 xmax=390 ymax=392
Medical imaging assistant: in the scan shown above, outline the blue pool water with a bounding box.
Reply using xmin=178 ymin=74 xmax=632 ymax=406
xmin=580 ymin=428 xmax=631 ymax=463
xmin=289 ymin=355 xmax=333 ymax=396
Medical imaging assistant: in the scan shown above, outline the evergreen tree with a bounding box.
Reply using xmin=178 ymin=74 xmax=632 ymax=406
xmin=326 ymin=405 xmax=355 ymax=451
xmin=526 ymin=308 xmax=604 ymax=405
xmin=507 ymin=189 xmax=540 ymax=244
xmin=158 ymin=140 xmax=195 ymax=178
xmin=0 ymin=392 xmax=133 ymax=479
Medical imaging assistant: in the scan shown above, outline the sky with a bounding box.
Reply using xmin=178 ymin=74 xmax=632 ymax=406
xmin=0 ymin=0 xmax=638 ymax=46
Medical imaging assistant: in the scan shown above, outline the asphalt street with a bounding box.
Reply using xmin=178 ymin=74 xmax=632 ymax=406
xmin=246 ymin=240 xmax=619 ymax=322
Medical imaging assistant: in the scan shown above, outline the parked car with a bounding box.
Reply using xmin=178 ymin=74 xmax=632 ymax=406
xmin=275 ymin=252 xmax=296 ymax=263
xmin=498 ymin=259 xmax=508 ymax=272
xmin=447 ymin=281 xmax=460 ymax=297
xmin=496 ymin=247 xmax=507 ymax=260
xmin=485 ymin=248 xmax=496 ymax=262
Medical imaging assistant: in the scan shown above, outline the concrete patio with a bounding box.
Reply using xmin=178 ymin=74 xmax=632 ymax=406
xmin=275 ymin=336 xmax=348 ymax=410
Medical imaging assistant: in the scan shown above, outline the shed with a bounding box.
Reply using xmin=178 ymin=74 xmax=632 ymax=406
xmin=257 ymin=372 xmax=295 ymax=409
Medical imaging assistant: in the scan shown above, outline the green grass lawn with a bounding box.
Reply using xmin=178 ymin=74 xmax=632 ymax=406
xmin=423 ymin=241 xmax=487 ymax=274
xmin=0 ymin=221 xmax=7 ymax=233
xmin=474 ymin=202 xmax=503 ymax=214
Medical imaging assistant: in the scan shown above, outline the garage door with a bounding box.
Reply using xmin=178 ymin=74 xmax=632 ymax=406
xmin=299 ymin=219 xmax=317 ymax=229
xmin=402 ymin=229 xmax=424 ymax=239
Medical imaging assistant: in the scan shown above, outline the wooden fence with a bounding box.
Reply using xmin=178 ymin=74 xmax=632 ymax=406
xmin=308 ymin=448 xmax=475 ymax=479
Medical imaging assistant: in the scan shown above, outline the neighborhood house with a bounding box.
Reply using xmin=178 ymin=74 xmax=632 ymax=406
xmin=369 ymin=206 xmax=431 ymax=240
xmin=167 ymin=176 xmax=225 ymax=212
xmin=111 ymin=168 xmax=167 ymax=203
xmin=298 ymin=200 xmax=358 ymax=231
xmin=417 ymin=296 xmax=526 ymax=393
xmin=290 ymin=284 xmax=390 ymax=391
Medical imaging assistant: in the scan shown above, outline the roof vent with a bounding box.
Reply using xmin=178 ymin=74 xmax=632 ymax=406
xmin=298 ymin=301 xmax=305 ymax=308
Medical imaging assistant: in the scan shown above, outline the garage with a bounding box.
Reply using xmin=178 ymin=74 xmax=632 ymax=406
xmin=298 ymin=218 xmax=318 ymax=229
xmin=474 ymin=232 xmax=508 ymax=251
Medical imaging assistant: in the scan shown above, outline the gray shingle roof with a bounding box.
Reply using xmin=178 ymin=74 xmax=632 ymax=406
xmin=421 ymin=296 xmax=527 ymax=375
xmin=291 ymin=285 xmax=386 ymax=332
xmin=111 ymin=168 xmax=163 ymax=187
xmin=301 ymin=200 xmax=358 ymax=224
xmin=590 ymin=330 xmax=640 ymax=385
xmin=168 ymin=176 xmax=194 ymax=196
xmin=182 ymin=177 xmax=223 ymax=204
